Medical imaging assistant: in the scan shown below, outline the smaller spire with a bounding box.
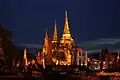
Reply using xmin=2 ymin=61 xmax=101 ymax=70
xmin=45 ymin=28 xmax=48 ymax=38
xmin=43 ymin=28 xmax=49 ymax=55
xmin=53 ymin=20 xmax=58 ymax=41
xmin=46 ymin=28 xmax=47 ymax=34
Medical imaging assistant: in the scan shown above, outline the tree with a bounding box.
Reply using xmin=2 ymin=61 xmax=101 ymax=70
xmin=0 ymin=46 xmax=4 ymax=56
xmin=0 ymin=24 xmax=20 ymax=67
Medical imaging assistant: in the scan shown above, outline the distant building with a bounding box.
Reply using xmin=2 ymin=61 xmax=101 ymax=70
xmin=99 ymin=49 xmax=120 ymax=70
xmin=105 ymin=52 xmax=118 ymax=69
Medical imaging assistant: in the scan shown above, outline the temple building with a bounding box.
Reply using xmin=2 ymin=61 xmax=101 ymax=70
xmin=41 ymin=10 xmax=86 ymax=66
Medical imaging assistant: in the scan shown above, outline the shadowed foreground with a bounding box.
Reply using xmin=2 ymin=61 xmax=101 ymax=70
xmin=0 ymin=73 xmax=75 ymax=80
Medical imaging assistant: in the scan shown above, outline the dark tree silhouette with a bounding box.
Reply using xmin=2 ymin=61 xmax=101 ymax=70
xmin=0 ymin=24 xmax=20 ymax=67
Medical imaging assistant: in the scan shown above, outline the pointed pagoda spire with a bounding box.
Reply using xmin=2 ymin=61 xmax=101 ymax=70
xmin=65 ymin=10 xmax=68 ymax=21
xmin=43 ymin=28 xmax=49 ymax=55
xmin=53 ymin=20 xmax=58 ymax=41
xmin=45 ymin=28 xmax=48 ymax=38
xmin=63 ymin=10 xmax=70 ymax=34
xmin=44 ymin=28 xmax=49 ymax=46
xmin=61 ymin=10 xmax=74 ymax=46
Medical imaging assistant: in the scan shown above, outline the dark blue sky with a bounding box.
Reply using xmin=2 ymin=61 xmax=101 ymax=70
xmin=0 ymin=0 xmax=120 ymax=53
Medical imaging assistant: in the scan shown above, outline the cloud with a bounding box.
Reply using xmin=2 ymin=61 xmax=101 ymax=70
xmin=79 ymin=38 xmax=120 ymax=54
xmin=99 ymin=38 xmax=120 ymax=44
xmin=87 ymin=50 xmax=100 ymax=54
xmin=15 ymin=38 xmax=120 ymax=54
xmin=80 ymin=38 xmax=120 ymax=47
xmin=20 ymin=44 xmax=42 ymax=48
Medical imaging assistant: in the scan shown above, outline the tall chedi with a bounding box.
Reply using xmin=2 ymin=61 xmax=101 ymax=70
xmin=61 ymin=10 xmax=74 ymax=49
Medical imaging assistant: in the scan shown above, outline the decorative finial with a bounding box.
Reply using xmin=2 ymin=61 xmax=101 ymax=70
xmin=53 ymin=20 xmax=58 ymax=41
xmin=46 ymin=28 xmax=47 ymax=33
xmin=45 ymin=28 xmax=48 ymax=38
xmin=65 ymin=10 xmax=68 ymax=16
xmin=55 ymin=20 xmax=56 ymax=24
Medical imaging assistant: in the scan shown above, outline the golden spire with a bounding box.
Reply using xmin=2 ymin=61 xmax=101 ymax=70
xmin=43 ymin=28 xmax=49 ymax=55
xmin=45 ymin=28 xmax=48 ymax=38
xmin=44 ymin=28 xmax=49 ymax=46
xmin=61 ymin=10 xmax=74 ymax=46
xmin=63 ymin=10 xmax=70 ymax=34
xmin=53 ymin=20 xmax=58 ymax=41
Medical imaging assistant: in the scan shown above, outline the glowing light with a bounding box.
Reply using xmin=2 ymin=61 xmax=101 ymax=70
xmin=96 ymin=71 xmax=120 ymax=76
xmin=81 ymin=64 xmax=83 ymax=66
xmin=94 ymin=62 xmax=97 ymax=64
xmin=24 ymin=48 xmax=27 ymax=59
xmin=42 ymin=59 xmax=45 ymax=69
xmin=31 ymin=60 xmax=35 ymax=64
xmin=24 ymin=48 xmax=28 ymax=66
xmin=103 ymin=61 xmax=105 ymax=64
xmin=56 ymin=60 xmax=59 ymax=65
xmin=27 ymin=61 xmax=30 ymax=65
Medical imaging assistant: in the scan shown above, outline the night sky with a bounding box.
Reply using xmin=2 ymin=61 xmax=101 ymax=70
xmin=0 ymin=0 xmax=120 ymax=53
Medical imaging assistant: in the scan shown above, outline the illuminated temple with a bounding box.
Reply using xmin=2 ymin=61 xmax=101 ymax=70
xmin=13 ymin=10 xmax=89 ymax=71
xmin=52 ymin=10 xmax=74 ymax=65
xmin=38 ymin=10 xmax=88 ymax=66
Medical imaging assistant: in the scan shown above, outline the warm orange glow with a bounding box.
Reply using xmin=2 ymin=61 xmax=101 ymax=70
xmin=42 ymin=59 xmax=45 ymax=69
xmin=41 ymin=10 xmax=82 ymax=66
xmin=31 ymin=60 xmax=35 ymax=64
xmin=56 ymin=60 xmax=59 ymax=65
xmin=24 ymin=48 xmax=27 ymax=66
xmin=24 ymin=48 xmax=27 ymax=59
xmin=96 ymin=71 xmax=120 ymax=76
